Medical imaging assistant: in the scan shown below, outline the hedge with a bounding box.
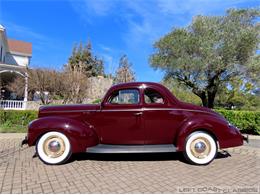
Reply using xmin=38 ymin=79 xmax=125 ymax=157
xmin=0 ymin=110 xmax=37 ymax=133
xmin=0 ymin=109 xmax=259 ymax=134
xmin=215 ymin=109 xmax=260 ymax=135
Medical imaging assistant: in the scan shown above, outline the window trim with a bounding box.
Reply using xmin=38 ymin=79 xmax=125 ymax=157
xmin=106 ymin=88 xmax=141 ymax=105
xmin=143 ymin=87 xmax=167 ymax=105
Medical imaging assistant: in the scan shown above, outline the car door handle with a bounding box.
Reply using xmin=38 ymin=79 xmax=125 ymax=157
xmin=133 ymin=112 xmax=143 ymax=116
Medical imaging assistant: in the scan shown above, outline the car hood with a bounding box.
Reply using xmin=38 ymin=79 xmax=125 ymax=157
xmin=39 ymin=104 xmax=100 ymax=114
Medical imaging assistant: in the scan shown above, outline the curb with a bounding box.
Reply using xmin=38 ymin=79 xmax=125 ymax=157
xmin=243 ymin=134 xmax=260 ymax=140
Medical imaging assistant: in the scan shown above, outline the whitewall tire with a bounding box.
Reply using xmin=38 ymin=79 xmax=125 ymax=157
xmin=184 ymin=131 xmax=217 ymax=165
xmin=36 ymin=131 xmax=72 ymax=165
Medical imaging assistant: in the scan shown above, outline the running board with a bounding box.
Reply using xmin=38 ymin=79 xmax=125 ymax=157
xmin=86 ymin=144 xmax=177 ymax=153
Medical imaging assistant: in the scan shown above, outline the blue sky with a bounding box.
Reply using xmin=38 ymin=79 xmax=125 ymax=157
xmin=0 ymin=0 xmax=259 ymax=82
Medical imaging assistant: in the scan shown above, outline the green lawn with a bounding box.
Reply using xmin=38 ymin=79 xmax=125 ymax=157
xmin=0 ymin=124 xmax=28 ymax=133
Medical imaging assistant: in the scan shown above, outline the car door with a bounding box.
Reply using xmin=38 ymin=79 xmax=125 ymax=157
xmin=143 ymin=87 xmax=183 ymax=144
xmin=100 ymin=88 xmax=145 ymax=144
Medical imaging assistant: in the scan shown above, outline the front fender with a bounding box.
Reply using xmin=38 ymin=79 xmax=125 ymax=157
xmin=27 ymin=116 xmax=99 ymax=153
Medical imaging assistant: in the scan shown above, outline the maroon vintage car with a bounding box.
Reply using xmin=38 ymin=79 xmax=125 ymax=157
xmin=22 ymin=82 xmax=247 ymax=165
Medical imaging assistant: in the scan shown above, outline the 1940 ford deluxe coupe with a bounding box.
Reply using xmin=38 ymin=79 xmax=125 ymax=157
xmin=22 ymin=82 xmax=247 ymax=165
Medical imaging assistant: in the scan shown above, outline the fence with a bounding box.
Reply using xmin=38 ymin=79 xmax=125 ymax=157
xmin=0 ymin=100 xmax=26 ymax=110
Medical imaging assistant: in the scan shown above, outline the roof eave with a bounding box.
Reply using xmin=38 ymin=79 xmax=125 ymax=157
xmin=8 ymin=51 xmax=32 ymax=57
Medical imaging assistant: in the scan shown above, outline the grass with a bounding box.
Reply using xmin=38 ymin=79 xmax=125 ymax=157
xmin=0 ymin=124 xmax=28 ymax=133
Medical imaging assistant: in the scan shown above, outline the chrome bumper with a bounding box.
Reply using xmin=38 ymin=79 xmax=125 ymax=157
xmin=243 ymin=135 xmax=249 ymax=143
xmin=21 ymin=136 xmax=28 ymax=147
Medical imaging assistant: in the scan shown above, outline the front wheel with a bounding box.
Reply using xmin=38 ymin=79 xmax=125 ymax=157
xmin=36 ymin=131 xmax=72 ymax=165
xmin=184 ymin=131 xmax=217 ymax=165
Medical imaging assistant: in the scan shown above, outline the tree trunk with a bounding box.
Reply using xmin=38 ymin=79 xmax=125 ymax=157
xmin=200 ymin=93 xmax=208 ymax=107
xmin=192 ymin=89 xmax=208 ymax=107
xmin=207 ymin=91 xmax=216 ymax=108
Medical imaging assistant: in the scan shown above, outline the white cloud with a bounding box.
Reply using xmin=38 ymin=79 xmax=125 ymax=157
xmin=98 ymin=44 xmax=113 ymax=52
xmin=97 ymin=44 xmax=125 ymax=75
xmin=86 ymin=0 xmax=116 ymax=16
xmin=69 ymin=0 xmax=120 ymax=23
xmin=5 ymin=22 xmax=69 ymax=52
xmin=69 ymin=0 xmax=257 ymax=80
xmin=4 ymin=22 xmax=47 ymax=41
xmin=157 ymin=0 xmax=254 ymax=16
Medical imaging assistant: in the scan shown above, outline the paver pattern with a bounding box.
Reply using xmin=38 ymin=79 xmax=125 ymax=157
xmin=0 ymin=134 xmax=259 ymax=194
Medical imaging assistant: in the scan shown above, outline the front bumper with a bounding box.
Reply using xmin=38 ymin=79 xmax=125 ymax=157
xmin=21 ymin=136 xmax=28 ymax=147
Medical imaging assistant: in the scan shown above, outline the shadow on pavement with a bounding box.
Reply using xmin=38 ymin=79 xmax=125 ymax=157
xmin=70 ymin=152 xmax=184 ymax=162
xmin=68 ymin=150 xmax=231 ymax=164
xmin=216 ymin=150 xmax=231 ymax=159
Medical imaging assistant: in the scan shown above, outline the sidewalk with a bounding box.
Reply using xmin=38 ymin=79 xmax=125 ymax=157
xmin=0 ymin=133 xmax=26 ymax=139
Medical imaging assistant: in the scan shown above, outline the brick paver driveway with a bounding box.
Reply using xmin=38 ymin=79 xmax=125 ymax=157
xmin=0 ymin=133 xmax=259 ymax=194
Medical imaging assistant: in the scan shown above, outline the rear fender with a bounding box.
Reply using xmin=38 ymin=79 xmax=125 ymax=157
xmin=28 ymin=116 xmax=99 ymax=153
xmin=175 ymin=117 xmax=218 ymax=151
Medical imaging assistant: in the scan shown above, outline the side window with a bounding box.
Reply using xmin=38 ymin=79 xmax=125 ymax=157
xmin=144 ymin=88 xmax=165 ymax=104
xmin=108 ymin=89 xmax=139 ymax=104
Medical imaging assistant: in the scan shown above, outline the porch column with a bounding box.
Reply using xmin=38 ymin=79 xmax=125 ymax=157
xmin=23 ymin=72 xmax=28 ymax=109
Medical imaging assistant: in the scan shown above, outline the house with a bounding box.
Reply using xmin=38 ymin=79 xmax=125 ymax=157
xmin=0 ymin=24 xmax=32 ymax=110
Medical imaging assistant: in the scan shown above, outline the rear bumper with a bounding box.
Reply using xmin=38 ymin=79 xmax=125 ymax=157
xmin=243 ymin=134 xmax=249 ymax=143
xmin=219 ymin=126 xmax=246 ymax=149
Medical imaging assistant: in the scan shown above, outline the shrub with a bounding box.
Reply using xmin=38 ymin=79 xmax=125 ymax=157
xmin=0 ymin=110 xmax=38 ymax=133
xmin=92 ymin=99 xmax=102 ymax=104
xmin=215 ymin=109 xmax=260 ymax=135
xmin=0 ymin=109 xmax=259 ymax=135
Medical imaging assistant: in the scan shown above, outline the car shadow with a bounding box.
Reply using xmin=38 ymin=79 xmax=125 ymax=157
xmin=67 ymin=150 xmax=231 ymax=164
xmin=70 ymin=152 xmax=185 ymax=163
xmin=216 ymin=150 xmax=231 ymax=159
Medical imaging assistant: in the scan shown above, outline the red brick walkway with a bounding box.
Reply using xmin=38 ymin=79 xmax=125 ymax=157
xmin=0 ymin=134 xmax=259 ymax=193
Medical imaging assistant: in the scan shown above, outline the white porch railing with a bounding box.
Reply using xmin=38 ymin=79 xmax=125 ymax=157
xmin=0 ymin=100 xmax=26 ymax=110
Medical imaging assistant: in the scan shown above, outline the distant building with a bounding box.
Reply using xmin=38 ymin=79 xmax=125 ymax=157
xmin=0 ymin=24 xmax=32 ymax=110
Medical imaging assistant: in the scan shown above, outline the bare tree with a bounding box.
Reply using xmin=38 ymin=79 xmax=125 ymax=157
xmin=60 ymin=69 xmax=88 ymax=104
xmin=8 ymin=68 xmax=62 ymax=104
xmin=6 ymin=76 xmax=25 ymax=99
xmin=114 ymin=55 xmax=135 ymax=83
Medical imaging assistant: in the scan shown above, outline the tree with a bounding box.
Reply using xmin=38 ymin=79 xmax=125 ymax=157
xmin=114 ymin=55 xmax=135 ymax=83
xmin=65 ymin=41 xmax=104 ymax=77
xmin=162 ymin=78 xmax=201 ymax=105
xmin=7 ymin=68 xmax=63 ymax=104
xmin=60 ymin=69 xmax=88 ymax=104
xmin=8 ymin=68 xmax=89 ymax=104
xmin=6 ymin=76 xmax=25 ymax=100
xmin=150 ymin=8 xmax=259 ymax=108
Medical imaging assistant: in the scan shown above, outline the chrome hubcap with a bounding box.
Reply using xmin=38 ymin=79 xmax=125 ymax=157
xmin=43 ymin=136 xmax=65 ymax=158
xmin=194 ymin=142 xmax=206 ymax=153
xmin=48 ymin=141 xmax=61 ymax=153
xmin=190 ymin=137 xmax=211 ymax=159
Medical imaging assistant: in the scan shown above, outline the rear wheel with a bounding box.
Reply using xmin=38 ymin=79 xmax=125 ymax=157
xmin=36 ymin=131 xmax=72 ymax=165
xmin=184 ymin=131 xmax=217 ymax=165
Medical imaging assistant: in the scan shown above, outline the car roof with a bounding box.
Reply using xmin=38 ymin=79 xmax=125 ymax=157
xmin=111 ymin=82 xmax=164 ymax=89
xmin=103 ymin=82 xmax=179 ymax=104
